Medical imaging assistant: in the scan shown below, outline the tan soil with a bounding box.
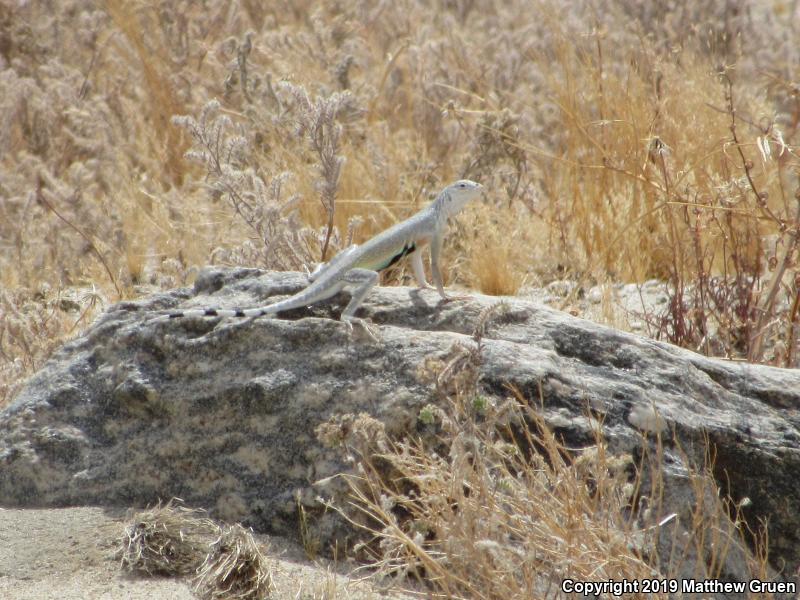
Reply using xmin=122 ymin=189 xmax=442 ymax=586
xmin=0 ymin=506 xmax=400 ymax=600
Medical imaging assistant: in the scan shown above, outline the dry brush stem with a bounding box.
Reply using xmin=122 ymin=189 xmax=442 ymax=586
xmin=281 ymin=83 xmax=357 ymax=261
xmin=533 ymin=21 xmax=799 ymax=365
xmin=723 ymin=73 xmax=800 ymax=364
xmin=343 ymin=402 xmax=656 ymax=600
xmin=174 ymin=100 xmax=311 ymax=271
xmin=35 ymin=182 xmax=122 ymax=298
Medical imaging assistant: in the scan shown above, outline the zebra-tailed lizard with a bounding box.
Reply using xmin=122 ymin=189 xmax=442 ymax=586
xmin=164 ymin=179 xmax=484 ymax=328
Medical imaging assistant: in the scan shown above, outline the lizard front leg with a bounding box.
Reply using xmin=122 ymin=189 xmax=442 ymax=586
xmin=430 ymin=231 xmax=467 ymax=303
xmin=411 ymin=249 xmax=433 ymax=290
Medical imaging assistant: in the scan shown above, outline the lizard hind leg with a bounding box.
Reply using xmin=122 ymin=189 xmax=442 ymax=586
xmin=308 ymin=244 xmax=359 ymax=283
xmin=340 ymin=268 xmax=380 ymax=321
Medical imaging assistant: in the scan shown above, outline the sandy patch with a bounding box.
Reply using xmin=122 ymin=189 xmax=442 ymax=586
xmin=0 ymin=506 xmax=400 ymax=600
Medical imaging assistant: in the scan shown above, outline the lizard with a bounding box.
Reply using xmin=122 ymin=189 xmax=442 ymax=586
xmin=163 ymin=179 xmax=484 ymax=324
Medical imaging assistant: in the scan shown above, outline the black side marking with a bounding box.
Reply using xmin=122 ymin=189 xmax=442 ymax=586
xmin=234 ymin=309 xmax=246 ymax=317
xmin=382 ymin=242 xmax=417 ymax=271
xmin=168 ymin=313 xmax=183 ymax=318
xmin=204 ymin=309 xmax=218 ymax=316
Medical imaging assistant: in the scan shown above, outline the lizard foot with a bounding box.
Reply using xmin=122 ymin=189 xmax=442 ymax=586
xmin=438 ymin=293 xmax=470 ymax=305
xmin=342 ymin=317 xmax=381 ymax=343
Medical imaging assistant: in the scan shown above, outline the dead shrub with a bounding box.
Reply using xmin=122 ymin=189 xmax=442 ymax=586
xmin=118 ymin=499 xmax=218 ymax=576
xmin=194 ymin=523 xmax=275 ymax=600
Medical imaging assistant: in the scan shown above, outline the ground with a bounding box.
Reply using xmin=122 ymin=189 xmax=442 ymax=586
xmin=0 ymin=506 xmax=396 ymax=600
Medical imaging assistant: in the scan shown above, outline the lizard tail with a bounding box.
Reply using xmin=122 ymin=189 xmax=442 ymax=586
xmin=160 ymin=278 xmax=344 ymax=321
xmin=165 ymin=306 xmax=276 ymax=319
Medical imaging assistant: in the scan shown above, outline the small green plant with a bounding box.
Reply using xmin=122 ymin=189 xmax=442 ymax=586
xmin=418 ymin=405 xmax=436 ymax=426
xmin=471 ymin=394 xmax=489 ymax=416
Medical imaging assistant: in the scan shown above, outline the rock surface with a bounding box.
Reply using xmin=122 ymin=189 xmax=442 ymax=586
xmin=2 ymin=267 xmax=800 ymax=584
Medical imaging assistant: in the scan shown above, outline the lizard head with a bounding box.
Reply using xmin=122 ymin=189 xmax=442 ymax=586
xmin=438 ymin=179 xmax=484 ymax=216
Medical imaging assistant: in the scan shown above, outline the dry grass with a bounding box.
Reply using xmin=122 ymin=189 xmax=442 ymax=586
xmin=119 ymin=500 xmax=275 ymax=599
xmin=194 ymin=524 xmax=275 ymax=600
xmin=341 ymin=414 xmax=650 ymax=598
xmin=118 ymin=499 xmax=219 ymax=576
xmin=531 ymin=9 xmax=800 ymax=363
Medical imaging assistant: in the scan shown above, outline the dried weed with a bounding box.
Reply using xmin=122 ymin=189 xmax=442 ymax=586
xmin=119 ymin=499 xmax=219 ymax=577
xmin=194 ymin=524 xmax=275 ymax=600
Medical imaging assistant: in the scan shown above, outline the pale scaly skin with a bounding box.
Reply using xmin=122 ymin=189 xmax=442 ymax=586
xmin=167 ymin=179 xmax=484 ymax=323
